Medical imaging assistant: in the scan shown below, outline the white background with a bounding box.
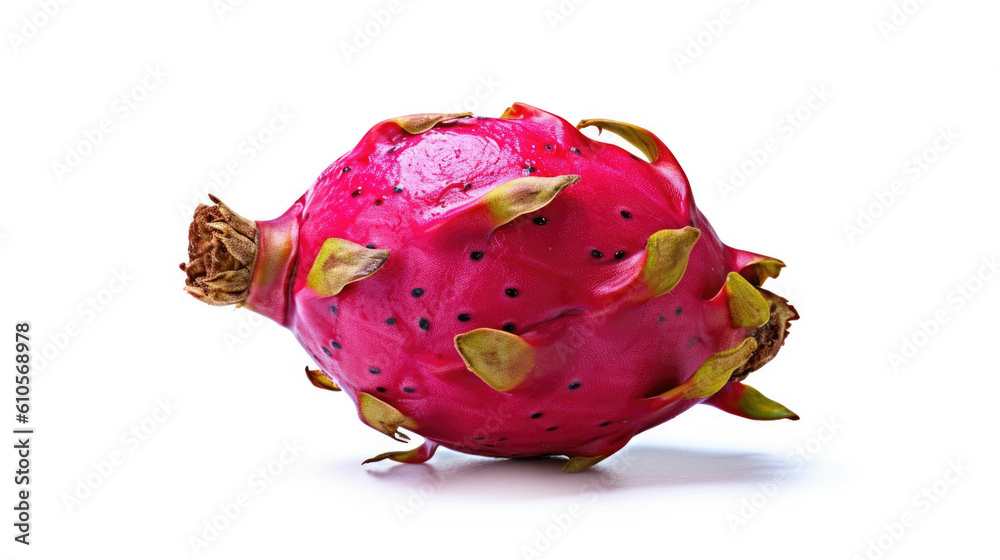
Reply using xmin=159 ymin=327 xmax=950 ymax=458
xmin=2 ymin=1 xmax=998 ymax=558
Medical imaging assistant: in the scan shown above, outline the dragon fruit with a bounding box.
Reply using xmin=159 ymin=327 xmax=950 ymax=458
xmin=181 ymin=103 xmax=798 ymax=472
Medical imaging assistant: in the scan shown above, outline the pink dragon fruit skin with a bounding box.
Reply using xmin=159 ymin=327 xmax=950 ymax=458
xmin=182 ymin=103 xmax=798 ymax=472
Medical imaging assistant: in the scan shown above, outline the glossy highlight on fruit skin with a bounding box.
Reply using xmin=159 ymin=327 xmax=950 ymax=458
xmin=181 ymin=103 xmax=799 ymax=472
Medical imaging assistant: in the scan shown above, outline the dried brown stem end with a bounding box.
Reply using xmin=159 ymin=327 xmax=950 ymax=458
xmin=180 ymin=195 xmax=258 ymax=306
xmin=729 ymin=289 xmax=799 ymax=383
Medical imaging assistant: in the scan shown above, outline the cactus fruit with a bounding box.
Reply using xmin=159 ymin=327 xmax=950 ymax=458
xmin=181 ymin=103 xmax=798 ymax=472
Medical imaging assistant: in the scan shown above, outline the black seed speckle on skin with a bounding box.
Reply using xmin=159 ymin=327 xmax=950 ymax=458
xmin=322 ymin=347 xmax=331 ymax=356
xmin=531 ymin=412 xmax=543 ymax=419
xmin=365 ymin=244 xmax=376 ymax=249
xmin=462 ymin=182 xmax=473 ymax=192
xmin=568 ymin=382 xmax=581 ymax=390
xmin=545 ymin=144 xmax=553 ymax=150
xmin=502 ymin=323 xmax=516 ymax=333
xmin=599 ymin=421 xmax=611 ymax=427
xmin=329 ymin=305 xmax=338 ymax=314
xmin=570 ymin=147 xmax=581 ymax=154
xmin=374 ymin=199 xmax=383 ymax=206
xmin=474 ymin=437 xmax=485 ymax=441
xmin=676 ymin=306 xmax=683 ymax=316
xmin=591 ymin=249 xmax=603 ymax=259
xmin=470 ymin=251 xmax=484 ymax=261
xmin=630 ymin=154 xmax=640 ymax=160
xmin=411 ymin=288 xmax=425 ymax=298
xmin=476 ymin=116 xmax=489 ymax=120
xmin=484 ymin=444 xmax=495 ymax=447
xmin=369 ymin=367 xmax=381 ymax=374
xmin=387 ymin=146 xmax=396 ymax=154
xmin=621 ymin=210 xmax=632 ymax=219
xmin=393 ymin=186 xmax=403 ymax=193
xmin=457 ymin=313 xmax=471 ymax=322
xmin=533 ymin=216 xmax=547 ymax=225
xmin=403 ymin=387 xmax=416 ymax=393
xmin=386 ymin=318 xmax=396 ymax=325
xmin=498 ymin=437 xmax=508 ymax=441
xmin=331 ymin=341 xmax=341 ymax=350
xmin=524 ymin=165 xmax=538 ymax=173
xmin=419 ymin=318 xmax=430 ymax=330
xmin=505 ymin=288 xmax=519 ymax=297
xmin=376 ymin=387 xmax=386 ymax=393
xmin=658 ymin=316 xmax=666 ymax=322
xmin=351 ymin=189 xmax=361 ymax=198
xmin=342 ymin=166 xmax=351 ymax=173
xmin=546 ymin=426 xmax=558 ymax=431
xmin=614 ymin=251 xmax=626 ymax=260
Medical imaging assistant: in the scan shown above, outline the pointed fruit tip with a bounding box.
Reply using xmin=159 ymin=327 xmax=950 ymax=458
xmin=724 ymin=272 xmax=771 ymax=329
xmin=393 ymin=112 xmax=472 ymax=134
xmin=307 ymin=239 xmax=389 ymax=297
xmin=640 ymin=227 xmax=701 ymax=298
xmin=576 ymin=118 xmax=669 ymax=164
xmin=454 ymin=328 xmax=536 ymax=392
xmin=305 ymin=366 xmax=341 ymax=391
xmin=562 ymin=455 xmax=608 ymax=472
xmin=648 ymin=337 xmax=757 ymax=407
xmin=358 ymin=393 xmax=418 ymax=442
xmin=483 ymin=174 xmax=579 ymax=229
xmin=705 ymin=382 xmax=800 ymax=421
